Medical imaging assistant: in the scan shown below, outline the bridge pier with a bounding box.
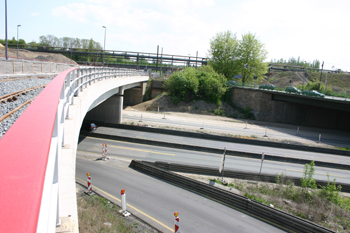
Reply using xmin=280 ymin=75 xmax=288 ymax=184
xmin=85 ymin=82 xmax=147 ymax=125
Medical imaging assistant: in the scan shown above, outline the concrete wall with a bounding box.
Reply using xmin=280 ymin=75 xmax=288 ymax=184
xmin=124 ymin=82 xmax=147 ymax=105
xmin=231 ymin=88 xmax=350 ymax=130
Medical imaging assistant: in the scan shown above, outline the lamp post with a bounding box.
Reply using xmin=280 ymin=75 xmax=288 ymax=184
xmin=288 ymin=69 xmax=292 ymax=86
xmin=244 ymin=63 xmax=257 ymax=87
xmin=5 ymin=0 xmax=8 ymax=60
xmin=102 ymin=26 xmax=106 ymax=67
xmin=17 ymin=25 xmax=21 ymax=59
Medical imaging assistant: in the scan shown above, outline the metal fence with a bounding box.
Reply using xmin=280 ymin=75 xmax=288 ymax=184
xmin=0 ymin=58 xmax=77 ymax=75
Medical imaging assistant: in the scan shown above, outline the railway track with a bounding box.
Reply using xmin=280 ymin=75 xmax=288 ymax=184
xmin=0 ymin=84 xmax=47 ymax=103
xmin=0 ymin=84 xmax=48 ymax=124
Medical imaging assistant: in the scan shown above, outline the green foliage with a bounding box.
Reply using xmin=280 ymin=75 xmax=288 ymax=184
xmin=319 ymin=174 xmax=342 ymax=205
xmin=0 ymin=37 xmax=26 ymax=46
xmin=208 ymin=31 xmax=268 ymax=83
xmin=164 ymin=70 xmax=198 ymax=103
xmin=207 ymin=31 xmax=239 ymax=80
xmin=164 ymin=66 xmax=226 ymax=104
xmin=271 ymin=56 xmax=320 ymax=69
xmin=301 ymin=161 xmax=317 ymax=189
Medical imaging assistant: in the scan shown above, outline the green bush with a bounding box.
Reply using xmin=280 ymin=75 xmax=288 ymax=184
xmin=164 ymin=66 xmax=227 ymax=104
xmin=301 ymin=161 xmax=317 ymax=189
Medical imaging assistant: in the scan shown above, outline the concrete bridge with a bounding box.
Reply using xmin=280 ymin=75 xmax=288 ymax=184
xmin=0 ymin=67 xmax=148 ymax=232
xmin=1 ymin=64 xmax=350 ymax=233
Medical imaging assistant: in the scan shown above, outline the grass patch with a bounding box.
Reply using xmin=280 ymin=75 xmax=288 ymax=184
xmin=78 ymin=195 xmax=134 ymax=233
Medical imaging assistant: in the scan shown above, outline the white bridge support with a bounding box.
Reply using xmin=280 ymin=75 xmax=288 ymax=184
xmin=59 ymin=69 xmax=148 ymax=232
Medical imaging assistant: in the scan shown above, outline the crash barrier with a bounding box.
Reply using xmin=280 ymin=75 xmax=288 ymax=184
xmin=0 ymin=58 xmax=76 ymax=75
xmin=130 ymin=160 xmax=334 ymax=233
xmin=82 ymin=131 xmax=350 ymax=171
xmin=142 ymin=161 xmax=350 ymax=193
xmin=92 ymin=122 xmax=350 ymax=157
xmin=0 ymin=66 xmax=142 ymax=233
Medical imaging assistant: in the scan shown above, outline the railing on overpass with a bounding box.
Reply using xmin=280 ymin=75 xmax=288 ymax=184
xmin=11 ymin=45 xmax=208 ymax=69
xmin=0 ymin=66 xmax=142 ymax=232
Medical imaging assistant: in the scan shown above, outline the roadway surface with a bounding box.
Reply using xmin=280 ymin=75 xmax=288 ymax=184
xmin=122 ymin=111 xmax=350 ymax=148
xmin=76 ymin=155 xmax=287 ymax=233
xmin=91 ymin=127 xmax=350 ymax=168
xmin=78 ymin=136 xmax=350 ymax=188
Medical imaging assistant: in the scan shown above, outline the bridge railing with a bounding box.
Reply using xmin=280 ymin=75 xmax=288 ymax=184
xmin=0 ymin=66 xmax=142 ymax=233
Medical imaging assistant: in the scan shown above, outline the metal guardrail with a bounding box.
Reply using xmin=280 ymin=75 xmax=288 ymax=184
xmin=130 ymin=160 xmax=334 ymax=233
xmin=144 ymin=161 xmax=350 ymax=193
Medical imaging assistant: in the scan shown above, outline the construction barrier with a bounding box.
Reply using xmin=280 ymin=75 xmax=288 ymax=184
xmin=120 ymin=189 xmax=130 ymax=217
xmin=174 ymin=212 xmax=180 ymax=233
xmin=85 ymin=172 xmax=93 ymax=195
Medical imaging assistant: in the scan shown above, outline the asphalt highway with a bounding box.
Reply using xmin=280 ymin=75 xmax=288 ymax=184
xmin=76 ymin=156 xmax=287 ymax=233
xmin=78 ymin=136 xmax=350 ymax=186
xmin=93 ymin=127 xmax=350 ymax=166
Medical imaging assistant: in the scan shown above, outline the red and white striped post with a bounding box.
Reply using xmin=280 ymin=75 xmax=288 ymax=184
xmin=174 ymin=212 xmax=180 ymax=233
xmin=139 ymin=114 xmax=143 ymax=122
xmin=102 ymin=143 xmax=105 ymax=159
xmin=85 ymin=172 xmax=92 ymax=195
xmin=104 ymin=143 xmax=107 ymax=159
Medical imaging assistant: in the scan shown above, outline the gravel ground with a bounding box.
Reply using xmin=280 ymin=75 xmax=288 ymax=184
xmin=0 ymin=77 xmax=53 ymax=138
xmin=0 ymin=77 xmax=53 ymax=96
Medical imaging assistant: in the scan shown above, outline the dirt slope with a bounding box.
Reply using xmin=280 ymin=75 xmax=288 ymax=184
xmin=0 ymin=45 xmax=77 ymax=64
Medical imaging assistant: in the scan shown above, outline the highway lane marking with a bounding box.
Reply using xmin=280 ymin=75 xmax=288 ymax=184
xmin=85 ymin=136 xmax=178 ymax=154
xmin=111 ymin=145 xmax=175 ymax=156
xmin=135 ymin=135 xmax=184 ymax=144
xmin=84 ymin=137 xmax=346 ymax=172
xmin=77 ymin=150 xmax=132 ymax=160
xmin=76 ymin=177 xmax=173 ymax=232
xmin=286 ymin=169 xmax=345 ymax=178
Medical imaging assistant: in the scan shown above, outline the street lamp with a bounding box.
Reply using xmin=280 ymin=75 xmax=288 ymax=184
xmin=5 ymin=0 xmax=8 ymax=60
xmin=244 ymin=63 xmax=257 ymax=87
xmin=288 ymin=69 xmax=292 ymax=86
xmin=17 ymin=25 xmax=21 ymax=58
xmin=102 ymin=26 xmax=106 ymax=67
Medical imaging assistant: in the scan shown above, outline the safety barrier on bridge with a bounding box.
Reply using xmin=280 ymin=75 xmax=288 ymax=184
xmin=0 ymin=66 xmax=142 ymax=232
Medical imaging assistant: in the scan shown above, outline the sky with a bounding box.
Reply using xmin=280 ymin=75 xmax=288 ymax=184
xmin=1 ymin=0 xmax=350 ymax=71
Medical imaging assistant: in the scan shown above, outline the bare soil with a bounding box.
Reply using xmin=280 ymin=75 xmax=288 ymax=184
xmin=125 ymin=94 xmax=248 ymax=119
xmin=0 ymin=45 xmax=77 ymax=64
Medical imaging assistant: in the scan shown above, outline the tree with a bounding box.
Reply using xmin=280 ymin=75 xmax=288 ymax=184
xmin=208 ymin=31 xmax=268 ymax=83
xmin=237 ymin=33 xmax=268 ymax=82
xmin=207 ymin=31 xmax=239 ymax=80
